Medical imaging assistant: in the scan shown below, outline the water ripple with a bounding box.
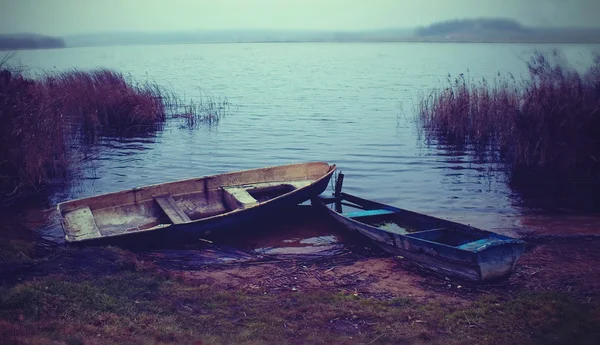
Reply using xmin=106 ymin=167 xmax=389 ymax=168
xmin=14 ymin=42 xmax=600 ymax=237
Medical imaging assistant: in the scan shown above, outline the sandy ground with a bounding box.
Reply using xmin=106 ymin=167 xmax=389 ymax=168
xmin=173 ymin=237 xmax=600 ymax=304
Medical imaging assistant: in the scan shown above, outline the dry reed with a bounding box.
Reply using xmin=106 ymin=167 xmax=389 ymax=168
xmin=418 ymin=51 xmax=600 ymax=185
xmin=0 ymin=60 xmax=226 ymax=205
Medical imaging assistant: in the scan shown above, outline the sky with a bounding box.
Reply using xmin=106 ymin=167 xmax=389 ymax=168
xmin=0 ymin=0 xmax=599 ymax=36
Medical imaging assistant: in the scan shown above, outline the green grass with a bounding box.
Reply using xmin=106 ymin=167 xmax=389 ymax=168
xmin=443 ymin=293 xmax=600 ymax=345
xmin=1 ymin=269 xmax=598 ymax=345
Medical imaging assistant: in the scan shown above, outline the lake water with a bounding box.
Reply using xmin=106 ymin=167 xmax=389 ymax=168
xmin=11 ymin=42 xmax=600 ymax=243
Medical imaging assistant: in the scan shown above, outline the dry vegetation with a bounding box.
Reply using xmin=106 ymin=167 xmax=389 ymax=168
xmin=418 ymin=51 xmax=600 ymax=186
xmin=0 ymin=55 xmax=227 ymax=206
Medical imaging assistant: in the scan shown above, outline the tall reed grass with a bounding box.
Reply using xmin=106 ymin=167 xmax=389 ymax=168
xmin=45 ymin=69 xmax=170 ymax=139
xmin=0 ymin=66 xmax=69 ymax=203
xmin=172 ymin=92 xmax=230 ymax=129
xmin=419 ymin=51 xmax=600 ymax=186
xmin=0 ymin=60 xmax=226 ymax=205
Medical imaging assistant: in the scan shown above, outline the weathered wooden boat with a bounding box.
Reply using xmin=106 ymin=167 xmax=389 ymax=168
xmin=57 ymin=162 xmax=336 ymax=244
xmin=314 ymin=190 xmax=526 ymax=282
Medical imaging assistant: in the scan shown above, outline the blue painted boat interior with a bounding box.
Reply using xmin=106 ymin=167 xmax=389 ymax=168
xmin=343 ymin=209 xmax=396 ymax=218
xmin=331 ymin=194 xmax=525 ymax=259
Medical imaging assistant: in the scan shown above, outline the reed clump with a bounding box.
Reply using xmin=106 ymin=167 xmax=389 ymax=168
xmin=419 ymin=51 xmax=600 ymax=185
xmin=172 ymin=92 xmax=230 ymax=129
xmin=0 ymin=61 xmax=224 ymax=205
xmin=45 ymin=69 xmax=171 ymax=138
xmin=0 ymin=67 xmax=68 ymax=204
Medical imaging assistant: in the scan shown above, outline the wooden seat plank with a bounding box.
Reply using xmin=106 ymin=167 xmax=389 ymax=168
xmin=154 ymin=195 xmax=191 ymax=224
xmin=63 ymin=206 xmax=102 ymax=240
xmin=222 ymin=186 xmax=259 ymax=209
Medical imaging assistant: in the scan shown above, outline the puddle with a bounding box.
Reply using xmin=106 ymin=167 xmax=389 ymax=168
xmin=254 ymin=235 xmax=343 ymax=256
xmin=207 ymin=205 xmax=348 ymax=257
xmin=129 ymin=206 xmax=352 ymax=269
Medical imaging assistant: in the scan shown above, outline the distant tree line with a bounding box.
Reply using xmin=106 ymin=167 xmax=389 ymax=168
xmin=417 ymin=18 xmax=526 ymax=37
xmin=0 ymin=34 xmax=66 ymax=50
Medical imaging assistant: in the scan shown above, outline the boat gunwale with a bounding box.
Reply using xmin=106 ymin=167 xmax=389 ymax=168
xmin=57 ymin=162 xmax=332 ymax=209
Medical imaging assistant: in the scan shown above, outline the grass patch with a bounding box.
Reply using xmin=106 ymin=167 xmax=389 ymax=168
xmin=0 ymin=239 xmax=34 ymax=263
xmin=443 ymin=292 xmax=600 ymax=345
xmin=0 ymin=215 xmax=36 ymax=264
xmin=418 ymin=51 xmax=600 ymax=189
xmin=1 ymin=268 xmax=598 ymax=345
xmin=0 ymin=271 xmax=431 ymax=344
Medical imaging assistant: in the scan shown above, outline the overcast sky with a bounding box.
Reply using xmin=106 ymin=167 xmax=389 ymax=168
xmin=1 ymin=0 xmax=599 ymax=35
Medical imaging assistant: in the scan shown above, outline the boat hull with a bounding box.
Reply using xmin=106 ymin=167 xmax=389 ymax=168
xmin=314 ymin=193 xmax=525 ymax=282
xmin=58 ymin=162 xmax=336 ymax=244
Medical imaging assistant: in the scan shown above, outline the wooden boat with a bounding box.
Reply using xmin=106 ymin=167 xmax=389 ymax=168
xmin=313 ymin=191 xmax=526 ymax=282
xmin=57 ymin=162 xmax=336 ymax=244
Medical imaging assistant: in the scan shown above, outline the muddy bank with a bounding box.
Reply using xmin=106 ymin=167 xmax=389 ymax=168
xmin=3 ymin=223 xmax=600 ymax=301
xmin=174 ymin=238 xmax=600 ymax=302
xmin=3 ymin=202 xmax=600 ymax=298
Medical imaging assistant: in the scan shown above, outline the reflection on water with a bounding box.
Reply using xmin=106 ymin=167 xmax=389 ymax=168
xmin=8 ymin=42 xmax=600 ymax=248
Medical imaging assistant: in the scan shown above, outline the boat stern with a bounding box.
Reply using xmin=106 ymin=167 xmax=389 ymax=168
xmin=463 ymin=238 xmax=527 ymax=281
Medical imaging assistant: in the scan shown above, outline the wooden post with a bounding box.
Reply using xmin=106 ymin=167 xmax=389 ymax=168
xmin=334 ymin=172 xmax=344 ymax=213
xmin=334 ymin=172 xmax=344 ymax=197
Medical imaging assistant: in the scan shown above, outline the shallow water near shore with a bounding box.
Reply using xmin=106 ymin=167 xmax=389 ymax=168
xmin=7 ymin=42 xmax=600 ymax=253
